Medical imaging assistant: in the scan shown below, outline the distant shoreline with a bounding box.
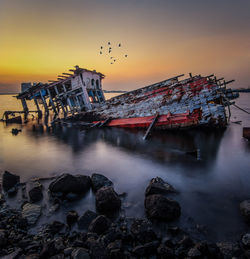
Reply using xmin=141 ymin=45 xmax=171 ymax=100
xmin=0 ymin=93 xmax=18 ymax=95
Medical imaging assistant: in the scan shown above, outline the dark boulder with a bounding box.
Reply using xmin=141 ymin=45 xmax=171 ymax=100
xmin=67 ymin=210 xmax=79 ymax=225
xmin=28 ymin=181 xmax=43 ymax=202
xmin=88 ymin=215 xmax=111 ymax=235
xmin=242 ymin=233 xmax=250 ymax=248
xmin=96 ymin=187 xmax=121 ymax=214
xmin=2 ymin=171 xmax=20 ymax=192
xmin=48 ymin=174 xmax=91 ymax=196
xmin=145 ymin=194 xmax=181 ymax=221
xmin=72 ymin=248 xmax=90 ymax=259
xmin=130 ymin=218 xmax=157 ymax=244
xmin=145 ymin=177 xmax=177 ymax=196
xmin=157 ymin=244 xmax=175 ymax=258
xmin=78 ymin=210 xmax=97 ymax=230
xmin=240 ymin=200 xmax=250 ymax=223
xmin=91 ymin=173 xmax=113 ymax=192
xmin=0 ymin=229 xmax=7 ymax=247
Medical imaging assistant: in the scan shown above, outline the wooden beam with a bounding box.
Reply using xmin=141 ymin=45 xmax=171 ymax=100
xmin=48 ymin=80 xmax=58 ymax=83
xmin=143 ymin=113 xmax=159 ymax=140
xmin=62 ymin=73 xmax=74 ymax=76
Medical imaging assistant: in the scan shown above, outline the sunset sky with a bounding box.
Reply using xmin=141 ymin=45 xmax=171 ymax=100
xmin=0 ymin=0 xmax=250 ymax=93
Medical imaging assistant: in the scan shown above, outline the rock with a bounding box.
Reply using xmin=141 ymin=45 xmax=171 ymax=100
xmin=1 ymin=248 xmax=22 ymax=259
xmin=72 ymin=248 xmax=90 ymax=259
xmin=78 ymin=210 xmax=97 ymax=230
xmin=67 ymin=210 xmax=79 ymax=225
xmin=91 ymin=173 xmax=113 ymax=192
xmin=145 ymin=177 xmax=177 ymax=196
xmin=157 ymin=244 xmax=174 ymax=258
xmin=145 ymin=194 xmax=181 ymax=221
xmin=0 ymin=229 xmax=7 ymax=247
xmin=188 ymin=247 xmax=202 ymax=258
xmin=54 ymin=237 xmax=65 ymax=251
xmin=88 ymin=215 xmax=111 ymax=234
xmin=107 ymin=240 xmax=122 ymax=251
xmin=64 ymin=247 xmax=74 ymax=256
xmin=132 ymin=245 xmax=145 ymax=256
xmin=89 ymin=240 xmax=109 ymax=259
xmin=47 ymin=221 xmax=65 ymax=234
xmin=28 ymin=181 xmax=43 ymax=202
xmin=95 ymin=186 xmax=121 ymax=214
xmin=242 ymin=233 xmax=250 ymax=247
xmin=130 ymin=218 xmax=157 ymax=244
xmin=132 ymin=241 xmax=159 ymax=257
xmin=21 ymin=203 xmax=41 ymax=225
xmin=216 ymin=242 xmax=239 ymax=259
xmin=240 ymin=200 xmax=250 ymax=222
xmin=48 ymin=173 xmax=91 ymax=196
xmin=2 ymin=171 xmax=20 ymax=192
xmin=0 ymin=193 xmax=5 ymax=204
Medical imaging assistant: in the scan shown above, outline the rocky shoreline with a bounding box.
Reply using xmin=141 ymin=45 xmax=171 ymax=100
xmin=0 ymin=171 xmax=250 ymax=258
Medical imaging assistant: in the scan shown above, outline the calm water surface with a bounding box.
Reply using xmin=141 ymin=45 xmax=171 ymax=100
xmin=0 ymin=93 xmax=250 ymax=241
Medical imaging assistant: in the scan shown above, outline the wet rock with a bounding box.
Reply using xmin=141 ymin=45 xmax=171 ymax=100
xmin=0 ymin=229 xmax=7 ymax=247
xmin=145 ymin=177 xmax=177 ymax=196
xmin=66 ymin=210 xmax=79 ymax=225
xmin=89 ymin=239 xmax=109 ymax=259
xmin=72 ymin=248 xmax=90 ymax=259
xmin=2 ymin=171 xmax=20 ymax=192
xmin=78 ymin=210 xmax=97 ymax=230
xmin=49 ymin=173 xmax=91 ymax=196
xmin=2 ymin=248 xmax=22 ymax=259
xmin=157 ymin=244 xmax=175 ymax=258
xmin=88 ymin=215 xmax=111 ymax=235
xmin=91 ymin=173 xmax=113 ymax=192
xmin=130 ymin=218 xmax=157 ymax=244
xmin=28 ymin=181 xmax=43 ymax=202
xmin=54 ymin=237 xmax=65 ymax=251
xmin=47 ymin=221 xmax=65 ymax=234
xmin=145 ymin=194 xmax=181 ymax=221
xmin=0 ymin=193 xmax=5 ymax=204
xmin=39 ymin=241 xmax=57 ymax=258
xmin=64 ymin=247 xmax=74 ymax=256
xmin=240 ymin=200 xmax=250 ymax=223
xmin=188 ymin=246 xmax=202 ymax=258
xmin=242 ymin=233 xmax=250 ymax=247
xmin=21 ymin=203 xmax=41 ymax=225
xmin=95 ymin=186 xmax=121 ymax=214
xmin=216 ymin=242 xmax=240 ymax=259
xmin=107 ymin=240 xmax=122 ymax=251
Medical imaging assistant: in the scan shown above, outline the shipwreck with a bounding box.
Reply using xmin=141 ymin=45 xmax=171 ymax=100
xmin=2 ymin=65 xmax=239 ymax=137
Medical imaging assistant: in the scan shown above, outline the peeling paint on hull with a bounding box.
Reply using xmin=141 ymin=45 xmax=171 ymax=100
xmin=74 ymin=74 xmax=235 ymax=130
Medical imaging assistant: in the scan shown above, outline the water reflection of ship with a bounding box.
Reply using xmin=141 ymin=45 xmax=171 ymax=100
xmin=31 ymin=122 xmax=225 ymax=166
xmin=92 ymin=128 xmax=225 ymax=166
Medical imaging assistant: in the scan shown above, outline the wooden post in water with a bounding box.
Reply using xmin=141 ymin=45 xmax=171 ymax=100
xmin=47 ymin=88 xmax=58 ymax=115
xmin=33 ymin=96 xmax=42 ymax=119
xmin=21 ymin=98 xmax=29 ymax=120
xmin=40 ymin=90 xmax=49 ymax=115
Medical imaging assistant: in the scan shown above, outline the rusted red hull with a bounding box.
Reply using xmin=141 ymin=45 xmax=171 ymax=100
xmin=95 ymin=110 xmax=201 ymax=129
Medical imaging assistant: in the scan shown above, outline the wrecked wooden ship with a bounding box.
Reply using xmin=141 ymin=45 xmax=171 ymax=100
xmin=2 ymin=65 xmax=239 ymax=133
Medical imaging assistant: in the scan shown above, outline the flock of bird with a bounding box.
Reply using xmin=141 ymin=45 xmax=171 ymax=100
xmin=99 ymin=42 xmax=128 ymax=64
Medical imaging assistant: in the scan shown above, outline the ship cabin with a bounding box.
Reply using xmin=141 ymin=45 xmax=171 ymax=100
xmin=16 ymin=66 xmax=106 ymax=118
